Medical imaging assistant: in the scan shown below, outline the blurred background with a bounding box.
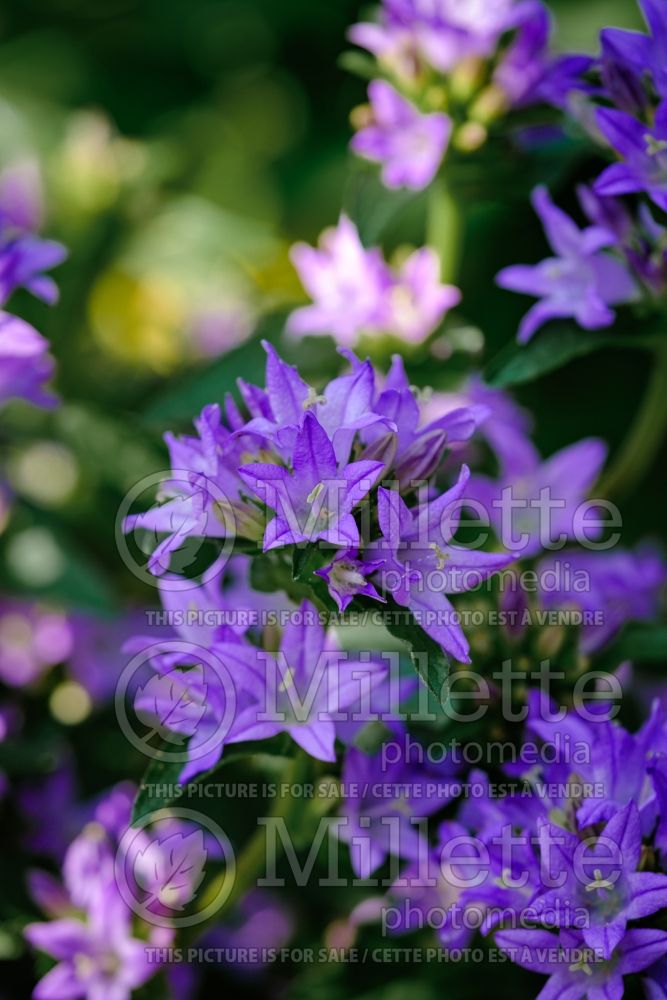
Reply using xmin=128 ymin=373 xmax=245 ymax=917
xmin=0 ymin=0 xmax=657 ymax=997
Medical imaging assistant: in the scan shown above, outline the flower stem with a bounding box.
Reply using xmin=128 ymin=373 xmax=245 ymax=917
xmin=427 ymin=177 xmax=464 ymax=285
xmin=598 ymin=340 xmax=667 ymax=501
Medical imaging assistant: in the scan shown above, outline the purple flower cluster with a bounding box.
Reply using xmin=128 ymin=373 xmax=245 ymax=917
xmin=498 ymin=1 xmax=667 ymax=340
xmin=24 ymin=784 xmax=169 ymax=1000
xmin=288 ymin=216 xmax=460 ymax=345
xmin=346 ymin=1 xmax=591 ymax=189
xmin=124 ymin=341 xmax=509 ymax=672
xmin=345 ymin=701 xmax=667 ymax=997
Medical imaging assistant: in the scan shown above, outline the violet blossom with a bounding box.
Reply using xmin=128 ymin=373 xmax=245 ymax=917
xmin=351 ymin=80 xmax=452 ymax=190
xmin=497 ymin=186 xmax=637 ymax=342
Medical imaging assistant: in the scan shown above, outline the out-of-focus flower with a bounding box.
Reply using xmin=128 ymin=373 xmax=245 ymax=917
xmin=497 ymin=186 xmax=638 ymax=342
xmin=0 ymin=599 xmax=73 ymax=687
xmin=537 ymin=543 xmax=667 ymax=653
xmin=0 ymin=313 xmax=56 ymax=409
xmin=468 ymin=437 xmax=607 ymax=559
xmin=288 ymin=217 xmax=460 ymax=346
xmin=288 ymin=216 xmax=394 ymax=344
xmin=351 ymin=80 xmax=452 ymax=190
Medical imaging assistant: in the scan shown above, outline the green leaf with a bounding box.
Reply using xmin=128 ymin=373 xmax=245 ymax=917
xmin=131 ymin=735 xmax=296 ymax=823
xmin=343 ymin=164 xmax=419 ymax=246
xmin=485 ymin=322 xmax=660 ymax=389
xmin=602 ymin=624 xmax=667 ymax=665
xmin=380 ymin=596 xmax=450 ymax=707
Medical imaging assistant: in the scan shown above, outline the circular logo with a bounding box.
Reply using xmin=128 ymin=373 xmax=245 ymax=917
xmin=115 ymin=807 xmax=236 ymax=928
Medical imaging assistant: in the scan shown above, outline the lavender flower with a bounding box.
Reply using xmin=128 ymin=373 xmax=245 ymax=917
xmin=351 ymin=80 xmax=451 ymax=190
xmin=537 ymin=543 xmax=667 ymax=653
xmin=375 ymin=465 xmax=511 ymax=662
xmin=25 ymin=893 xmax=154 ymax=1000
xmin=595 ymin=103 xmax=667 ymax=213
xmin=288 ymin=216 xmax=393 ymax=344
xmin=338 ymin=741 xmax=453 ymax=878
xmin=389 ymin=247 xmax=461 ymax=342
xmin=496 ymin=927 xmax=667 ymax=999
xmin=288 ymin=216 xmax=459 ymax=346
xmin=497 ymin=186 xmax=638 ymax=342
xmin=0 ymin=313 xmax=57 ymax=409
xmin=216 ymin=601 xmax=386 ymax=763
xmin=601 ymin=0 xmax=667 ymax=105
xmin=472 ymin=436 xmax=607 ymax=561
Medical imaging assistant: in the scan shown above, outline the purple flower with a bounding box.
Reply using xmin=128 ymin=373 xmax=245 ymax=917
xmin=0 ymin=598 xmax=73 ymax=687
xmin=361 ymin=353 xmax=483 ymax=487
xmin=595 ymin=103 xmax=667 ymax=212
xmin=288 ymin=216 xmax=393 ymax=344
xmin=497 ymin=186 xmax=638 ymax=342
xmin=601 ymin=0 xmax=667 ymax=105
xmin=388 ymin=247 xmax=460 ymax=342
xmin=0 ymin=233 xmax=67 ymax=307
xmin=494 ymin=1 xmax=593 ymax=110
xmin=0 ymin=313 xmax=57 ymax=409
xmin=537 ymin=543 xmax=667 ymax=653
xmin=532 ymin=802 xmax=667 ymax=958
xmin=288 ymin=217 xmax=460 ymax=346
xmin=338 ymin=742 xmax=453 ymax=878
xmin=496 ymin=927 xmax=667 ymax=999
xmin=351 ymin=80 xmax=451 ymax=191
xmin=216 ymin=601 xmax=386 ymax=762
xmin=25 ymin=894 xmax=154 ymax=1000
xmin=240 ymin=412 xmax=383 ymax=551
xmin=464 ymin=375 xmax=538 ymax=478
xmin=468 ymin=437 xmax=607 ymax=559
xmin=375 ymin=464 xmax=512 ymax=662
xmin=315 ymin=549 xmax=385 ymax=612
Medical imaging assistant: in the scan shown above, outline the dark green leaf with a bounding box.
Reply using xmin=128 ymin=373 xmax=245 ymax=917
xmin=380 ymin=596 xmax=450 ymax=707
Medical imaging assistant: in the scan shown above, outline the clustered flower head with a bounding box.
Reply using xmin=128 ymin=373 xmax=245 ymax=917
xmin=346 ymin=0 xmax=591 ymax=190
xmin=497 ymin=1 xmax=667 ymax=339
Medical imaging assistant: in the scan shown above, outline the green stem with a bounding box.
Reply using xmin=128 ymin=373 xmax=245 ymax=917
xmin=598 ymin=340 xmax=667 ymax=501
xmin=427 ymin=177 xmax=464 ymax=285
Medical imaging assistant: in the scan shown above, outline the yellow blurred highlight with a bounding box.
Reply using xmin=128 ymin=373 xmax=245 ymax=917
xmin=49 ymin=680 xmax=92 ymax=726
xmin=89 ymin=269 xmax=187 ymax=373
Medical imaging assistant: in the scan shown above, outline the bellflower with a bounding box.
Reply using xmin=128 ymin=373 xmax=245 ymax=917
xmin=0 ymin=313 xmax=57 ymax=409
xmin=389 ymin=248 xmax=461 ymax=341
xmin=338 ymin=741 xmax=453 ymax=878
xmin=467 ymin=437 xmax=607 ymax=560
xmin=351 ymin=80 xmax=452 ymax=191
xmin=537 ymin=543 xmax=667 ymax=653
xmin=532 ymin=802 xmax=667 ymax=958
xmin=595 ymin=103 xmax=667 ymax=212
xmin=375 ymin=465 xmax=512 ymax=662
xmin=25 ymin=893 xmax=154 ymax=1000
xmin=601 ymin=0 xmax=667 ymax=104
xmin=315 ymin=549 xmax=385 ymax=612
xmin=496 ymin=927 xmax=667 ymax=999
xmin=288 ymin=217 xmax=460 ymax=346
xmin=287 ymin=216 xmax=393 ymax=344
xmin=497 ymin=186 xmax=637 ymax=342
xmin=239 ymin=412 xmax=384 ymax=551
xmin=214 ymin=601 xmax=386 ymax=763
